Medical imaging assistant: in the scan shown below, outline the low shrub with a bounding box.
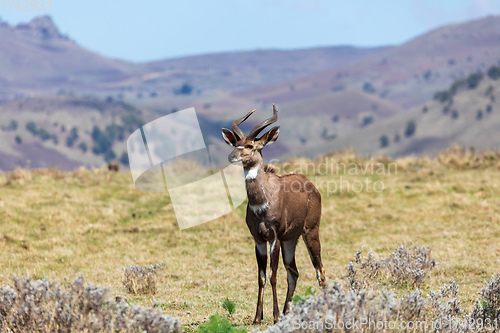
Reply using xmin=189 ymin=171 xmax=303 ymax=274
xmin=0 ymin=275 xmax=179 ymax=332
xmin=348 ymin=242 xmax=436 ymax=290
xmin=196 ymin=314 xmax=245 ymax=333
xmin=292 ymin=286 xmax=316 ymax=305
xmin=123 ymin=262 xmax=165 ymax=295
xmin=222 ymin=299 xmax=236 ymax=316
xmin=263 ymin=272 xmax=500 ymax=333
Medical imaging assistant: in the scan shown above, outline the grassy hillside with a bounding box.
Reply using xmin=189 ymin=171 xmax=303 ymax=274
xmin=304 ymin=66 xmax=500 ymax=158
xmin=0 ymin=90 xmax=402 ymax=170
xmin=0 ymin=95 xmax=150 ymax=170
xmin=1 ymin=149 xmax=499 ymax=331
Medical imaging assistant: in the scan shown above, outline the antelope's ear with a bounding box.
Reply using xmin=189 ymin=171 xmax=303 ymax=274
xmin=255 ymin=126 xmax=279 ymax=149
xmin=221 ymin=128 xmax=238 ymax=147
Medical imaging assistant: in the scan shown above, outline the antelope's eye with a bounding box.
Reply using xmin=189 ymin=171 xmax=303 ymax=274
xmin=246 ymin=145 xmax=254 ymax=149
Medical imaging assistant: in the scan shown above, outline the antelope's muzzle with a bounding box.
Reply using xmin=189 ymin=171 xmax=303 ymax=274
xmin=228 ymin=151 xmax=240 ymax=163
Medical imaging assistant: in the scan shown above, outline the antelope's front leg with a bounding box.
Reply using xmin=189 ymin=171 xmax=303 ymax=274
xmin=253 ymin=242 xmax=267 ymax=324
xmin=269 ymin=239 xmax=281 ymax=323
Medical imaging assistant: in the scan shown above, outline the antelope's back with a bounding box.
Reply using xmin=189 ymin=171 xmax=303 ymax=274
xmin=278 ymin=173 xmax=321 ymax=232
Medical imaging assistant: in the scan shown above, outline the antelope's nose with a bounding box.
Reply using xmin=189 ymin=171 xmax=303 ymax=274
xmin=228 ymin=152 xmax=238 ymax=163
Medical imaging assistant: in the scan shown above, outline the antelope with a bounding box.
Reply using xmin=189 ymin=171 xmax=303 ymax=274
xmin=221 ymin=104 xmax=326 ymax=324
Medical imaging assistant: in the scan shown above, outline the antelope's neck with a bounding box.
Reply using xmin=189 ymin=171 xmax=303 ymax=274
xmin=244 ymin=164 xmax=269 ymax=207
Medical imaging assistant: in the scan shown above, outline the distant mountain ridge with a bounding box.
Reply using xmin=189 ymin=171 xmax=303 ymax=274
xmin=0 ymin=15 xmax=390 ymax=102
xmin=230 ymin=15 xmax=500 ymax=109
xmin=1 ymin=15 xmax=500 ymax=169
xmin=0 ymin=16 xmax=140 ymax=100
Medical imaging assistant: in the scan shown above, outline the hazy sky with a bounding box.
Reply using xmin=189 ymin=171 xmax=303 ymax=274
xmin=1 ymin=0 xmax=500 ymax=63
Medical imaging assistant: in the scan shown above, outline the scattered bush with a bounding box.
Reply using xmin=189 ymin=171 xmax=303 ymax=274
xmin=6 ymin=120 xmax=18 ymax=131
xmin=379 ymin=135 xmax=389 ymax=148
xmin=264 ymin=248 xmax=500 ymax=333
xmin=384 ymin=242 xmax=436 ymax=286
xmin=485 ymin=85 xmax=494 ymax=96
xmin=486 ymin=104 xmax=493 ymax=114
xmin=79 ymin=142 xmax=88 ymax=153
xmin=451 ymin=110 xmax=459 ymax=119
xmin=123 ymin=262 xmax=165 ymax=295
xmin=405 ymin=120 xmax=416 ymax=137
xmin=360 ymin=114 xmax=374 ymax=127
xmin=174 ymin=83 xmax=194 ymax=95
xmin=37 ymin=128 xmax=51 ymax=141
xmin=264 ymin=280 xmax=396 ymax=333
xmin=487 ymin=65 xmax=500 ymax=80
xmin=466 ymin=72 xmax=483 ymax=89
xmin=476 ymin=110 xmax=483 ymax=120
xmin=434 ymin=69 xmax=487 ymax=104
xmin=346 ymin=248 xmax=383 ymax=291
xmin=120 ymin=151 xmax=129 ymax=165
xmin=106 ymin=123 xmax=126 ymax=142
xmin=472 ymin=274 xmax=500 ymax=322
xmin=433 ymin=90 xmax=452 ymax=103
xmin=91 ymin=126 xmax=113 ymax=155
xmin=66 ymin=127 xmax=79 ymax=147
xmin=423 ymin=70 xmax=432 ymax=80
xmin=347 ymin=243 xmax=436 ymax=291
xmin=450 ymin=79 xmax=467 ymax=95
xmin=15 ymin=135 xmax=22 ymax=144
xmin=26 ymin=121 xmax=37 ymax=136
xmin=25 ymin=122 xmax=55 ymax=142
xmin=0 ymin=275 xmax=179 ymax=332
xmin=422 ymin=106 xmax=428 ymax=113
xmin=320 ymin=128 xmax=336 ymax=141
xmin=363 ymin=82 xmax=375 ymax=93
xmin=121 ymin=114 xmax=144 ymax=133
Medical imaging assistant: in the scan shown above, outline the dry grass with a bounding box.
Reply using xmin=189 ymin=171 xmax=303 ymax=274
xmin=0 ymin=148 xmax=499 ymax=331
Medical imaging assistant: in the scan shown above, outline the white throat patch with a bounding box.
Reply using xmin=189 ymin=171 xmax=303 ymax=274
xmin=244 ymin=165 xmax=259 ymax=180
xmin=250 ymin=202 xmax=269 ymax=214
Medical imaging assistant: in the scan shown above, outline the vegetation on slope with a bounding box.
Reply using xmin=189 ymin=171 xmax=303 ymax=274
xmin=0 ymin=147 xmax=499 ymax=331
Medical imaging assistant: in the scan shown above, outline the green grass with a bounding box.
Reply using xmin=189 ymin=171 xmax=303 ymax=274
xmin=0 ymin=153 xmax=499 ymax=331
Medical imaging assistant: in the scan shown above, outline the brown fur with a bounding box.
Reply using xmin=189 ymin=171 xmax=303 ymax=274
xmin=264 ymin=164 xmax=277 ymax=174
xmin=221 ymin=106 xmax=325 ymax=324
xmin=108 ymin=161 xmax=119 ymax=172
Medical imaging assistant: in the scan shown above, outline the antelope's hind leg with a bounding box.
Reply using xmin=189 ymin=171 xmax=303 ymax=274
xmin=302 ymin=227 xmax=326 ymax=288
xmin=253 ymin=242 xmax=267 ymax=324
